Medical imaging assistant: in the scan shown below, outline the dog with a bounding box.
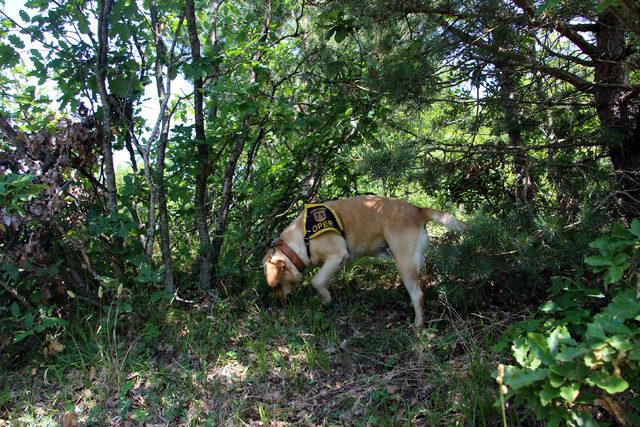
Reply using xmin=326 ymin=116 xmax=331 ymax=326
xmin=263 ymin=195 xmax=465 ymax=328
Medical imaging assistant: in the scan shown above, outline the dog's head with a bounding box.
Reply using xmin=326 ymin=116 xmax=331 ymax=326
xmin=262 ymin=248 xmax=303 ymax=301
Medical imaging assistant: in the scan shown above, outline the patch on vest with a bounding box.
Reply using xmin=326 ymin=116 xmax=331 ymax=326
xmin=304 ymin=204 xmax=345 ymax=240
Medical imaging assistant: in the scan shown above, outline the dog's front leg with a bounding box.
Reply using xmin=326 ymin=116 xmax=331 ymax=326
xmin=311 ymin=253 xmax=348 ymax=305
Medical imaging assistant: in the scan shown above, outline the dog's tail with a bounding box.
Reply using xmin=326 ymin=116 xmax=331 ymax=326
xmin=420 ymin=207 xmax=466 ymax=232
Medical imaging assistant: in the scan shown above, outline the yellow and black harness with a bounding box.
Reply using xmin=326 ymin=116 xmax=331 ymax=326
xmin=303 ymin=203 xmax=345 ymax=258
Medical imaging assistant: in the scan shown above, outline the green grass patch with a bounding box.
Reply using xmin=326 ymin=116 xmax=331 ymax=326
xmin=0 ymin=266 xmax=529 ymax=425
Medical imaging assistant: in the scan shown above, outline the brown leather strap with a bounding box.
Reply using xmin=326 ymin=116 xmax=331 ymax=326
xmin=273 ymin=237 xmax=306 ymax=273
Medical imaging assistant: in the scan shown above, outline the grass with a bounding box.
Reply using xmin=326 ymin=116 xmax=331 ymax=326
xmin=0 ymin=259 xmax=532 ymax=425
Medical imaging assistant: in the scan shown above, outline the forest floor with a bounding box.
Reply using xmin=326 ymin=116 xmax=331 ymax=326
xmin=0 ymin=262 xmax=532 ymax=426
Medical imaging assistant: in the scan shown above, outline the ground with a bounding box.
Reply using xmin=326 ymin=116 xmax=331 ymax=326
xmin=0 ymin=261 xmax=529 ymax=426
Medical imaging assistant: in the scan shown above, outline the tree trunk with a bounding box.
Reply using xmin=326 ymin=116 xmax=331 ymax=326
xmin=594 ymin=9 xmax=640 ymax=219
xmin=148 ymin=0 xmax=178 ymax=292
xmin=210 ymin=0 xmax=272 ymax=275
xmin=497 ymin=65 xmax=533 ymax=203
xmin=156 ymin=119 xmax=174 ymax=293
xmin=186 ymin=0 xmax=213 ymax=291
xmin=211 ymin=117 xmax=250 ymax=271
xmin=95 ymin=0 xmax=124 ymax=277
xmin=95 ymin=0 xmax=118 ymax=215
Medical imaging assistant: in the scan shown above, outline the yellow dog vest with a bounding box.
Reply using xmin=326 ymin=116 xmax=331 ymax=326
xmin=303 ymin=203 xmax=345 ymax=257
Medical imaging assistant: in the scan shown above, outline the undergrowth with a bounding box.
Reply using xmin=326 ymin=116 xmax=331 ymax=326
xmin=2 ymin=213 xmax=633 ymax=426
xmin=0 ymin=259 xmax=529 ymax=426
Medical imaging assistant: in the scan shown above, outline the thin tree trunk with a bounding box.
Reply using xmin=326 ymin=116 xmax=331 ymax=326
xmin=186 ymin=0 xmax=213 ymax=291
xmin=211 ymin=0 xmax=272 ymax=274
xmin=0 ymin=280 xmax=33 ymax=310
xmin=156 ymin=117 xmax=174 ymax=292
xmin=143 ymin=5 xmax=182 ymax=263
xmin=211 ymin=117 xmax=250 ymax=269
xmin=144 ymin=0 xmax=164 ymax=261
xmin=123 ymin=99 xmax=138 ymax=172
xmin=148 ymin=0 xmax=181 ymax=292
xmin=497 ymin=67 xmax=533 ymax=203
xmin=95 ymin=0 xmax=118 ymax=214
xmin=95 ymin=0 xmax=124 ymax=276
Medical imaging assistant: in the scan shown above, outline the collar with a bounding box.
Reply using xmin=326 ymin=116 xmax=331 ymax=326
xmin=271 ymin=237 xmax=306 ymax=273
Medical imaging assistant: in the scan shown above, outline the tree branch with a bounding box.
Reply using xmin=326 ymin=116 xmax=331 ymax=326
xmin=0 ymin=280 xmax=33 ymax=310
xmin=512 ymin=0 xmax=598 ymax=58
xmin=0 ymin=113 xmax=28 ymax=157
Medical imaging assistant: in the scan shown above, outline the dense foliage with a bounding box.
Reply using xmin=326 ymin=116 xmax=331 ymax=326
xmin=1 ymin=0 xmax=639 ymax=424
xmin=495 ymin=220 xmax=640 ymax=425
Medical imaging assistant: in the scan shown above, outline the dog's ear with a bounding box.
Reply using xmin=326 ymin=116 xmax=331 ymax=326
xmin=266 ymin=259 xmax=286 ymax=288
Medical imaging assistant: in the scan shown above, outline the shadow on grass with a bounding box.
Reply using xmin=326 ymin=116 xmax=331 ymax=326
xmin=0 ymin=259 xmax=532 ymax=426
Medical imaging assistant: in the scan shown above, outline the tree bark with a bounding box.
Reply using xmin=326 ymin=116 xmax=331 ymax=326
xmin=95 ymin=0 xmax=118 ymax=215
xmin=497 ymin=67 xmax=533 ymax=203
xmin=142 ymin=4 xmax=182 ymax=264
xmin=148 ymin=0 xmax=179 ymax=292
xmin=123 ymin=98 xmax=138 ymax=171
xmin=95 ymin=0 xmax=125 ymax=277
xmin=186 ymin=0 xmax=213 ymax=291
xmin=156 ymin=119 xmax=174 ymax=293
xmin=594 ymin=10 xmax=640 ymax=220
xmin=211 ymin=116 xmax=250 ymax=270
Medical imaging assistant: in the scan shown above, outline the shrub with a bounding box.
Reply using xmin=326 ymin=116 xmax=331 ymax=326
xmin=496 ymin=219 xmax=640 ymax=426
xmin=426 ymin=208 xmax=605 ymax=309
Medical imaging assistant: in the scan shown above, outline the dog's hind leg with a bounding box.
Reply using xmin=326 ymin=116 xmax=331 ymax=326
xmin=387 ymin=228 xmax=426 ymax=328
xmin=397 ymin=259 xmax=424 ymax=328
xmin=311 ymin=250 xmax=348 ymax=305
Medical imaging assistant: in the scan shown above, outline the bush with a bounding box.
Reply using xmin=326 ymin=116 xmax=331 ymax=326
xmin=495 ymin=219 xmax=640 ymax=426
xmin=426 ymin=208 xmax=606 ymax=309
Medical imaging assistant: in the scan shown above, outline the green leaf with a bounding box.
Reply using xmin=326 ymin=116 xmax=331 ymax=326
xmin=612 ymin=252 xmax=628 ymax=266
xmin=589 ymin=371 xmax=628 ymax=393
xmin=7 ymin=34 xmax=25 ymax=49
xmin=560 ymin=383 xmax=580 ymax=403
xmin=549 ymin=362 xmax=588 ymax=381
xmin=584 ymin=256 xmax=612 ymax=267
xmin=119 ymin=302 xmax=132 ymax=313
xmin=604 ymin=265 xmax=624 ymax=284
xmin=0 ymin=44 xmax=19 ymax=68
xmin=548 ymin=370 xmax=565 ymax=388
xmin=10 ymin=302 xmax=20 ymax=318
xmin=556 ymin=345 xmax=586 ymax=362
xmin=547 ymin=326 xmax=575 ymax=355
xmin=334 ymin=26 xmax=348 ymax=43
xmin=535 ymin=0 xmax=561 ymax=15
xmin=608 ymin=290 xmax=640 ymax=320
xmin=13 ymin=330 xmax=34 ymax=342
xmin=630 ymin=218 xmax=640 ymax=238
xmin=110 ymin=75 xmax=139 ymax=96
xmin=539 ymin=383 xmax=559 ymax=406
xmin=40 ymin=316 xmax=68 ymax=329
xmin=78 ymin=18 xmax=90 ymax=35
xmin=512 ymin=337 xmax=530 ymax=367
xmin=19 ymin=10 xmax=29 ymax=22
xmin=587 ymin=318 xmax=630 ymax=341
xmin=541 ymin=300 xmax=561 ymax=313
xmin=111 ymin=21 xmax=131 ymax=40
xmin=23 ymin=312 xmax=34 ymax=328
xmin=504 ymin=366 xmax=548 ymax=390
xmin=324 ymin=28 xmax=336 ymax=40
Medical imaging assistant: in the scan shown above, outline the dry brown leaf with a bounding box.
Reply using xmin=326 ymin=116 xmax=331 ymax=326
xmin=62 ymin=412 xmax=78 ymax=427
xmin=49 ymin=341 xmax=65 ymax=354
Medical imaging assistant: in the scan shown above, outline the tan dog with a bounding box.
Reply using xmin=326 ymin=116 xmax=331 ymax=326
xmin=263 ymin=195 xmax=465 ymax=328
